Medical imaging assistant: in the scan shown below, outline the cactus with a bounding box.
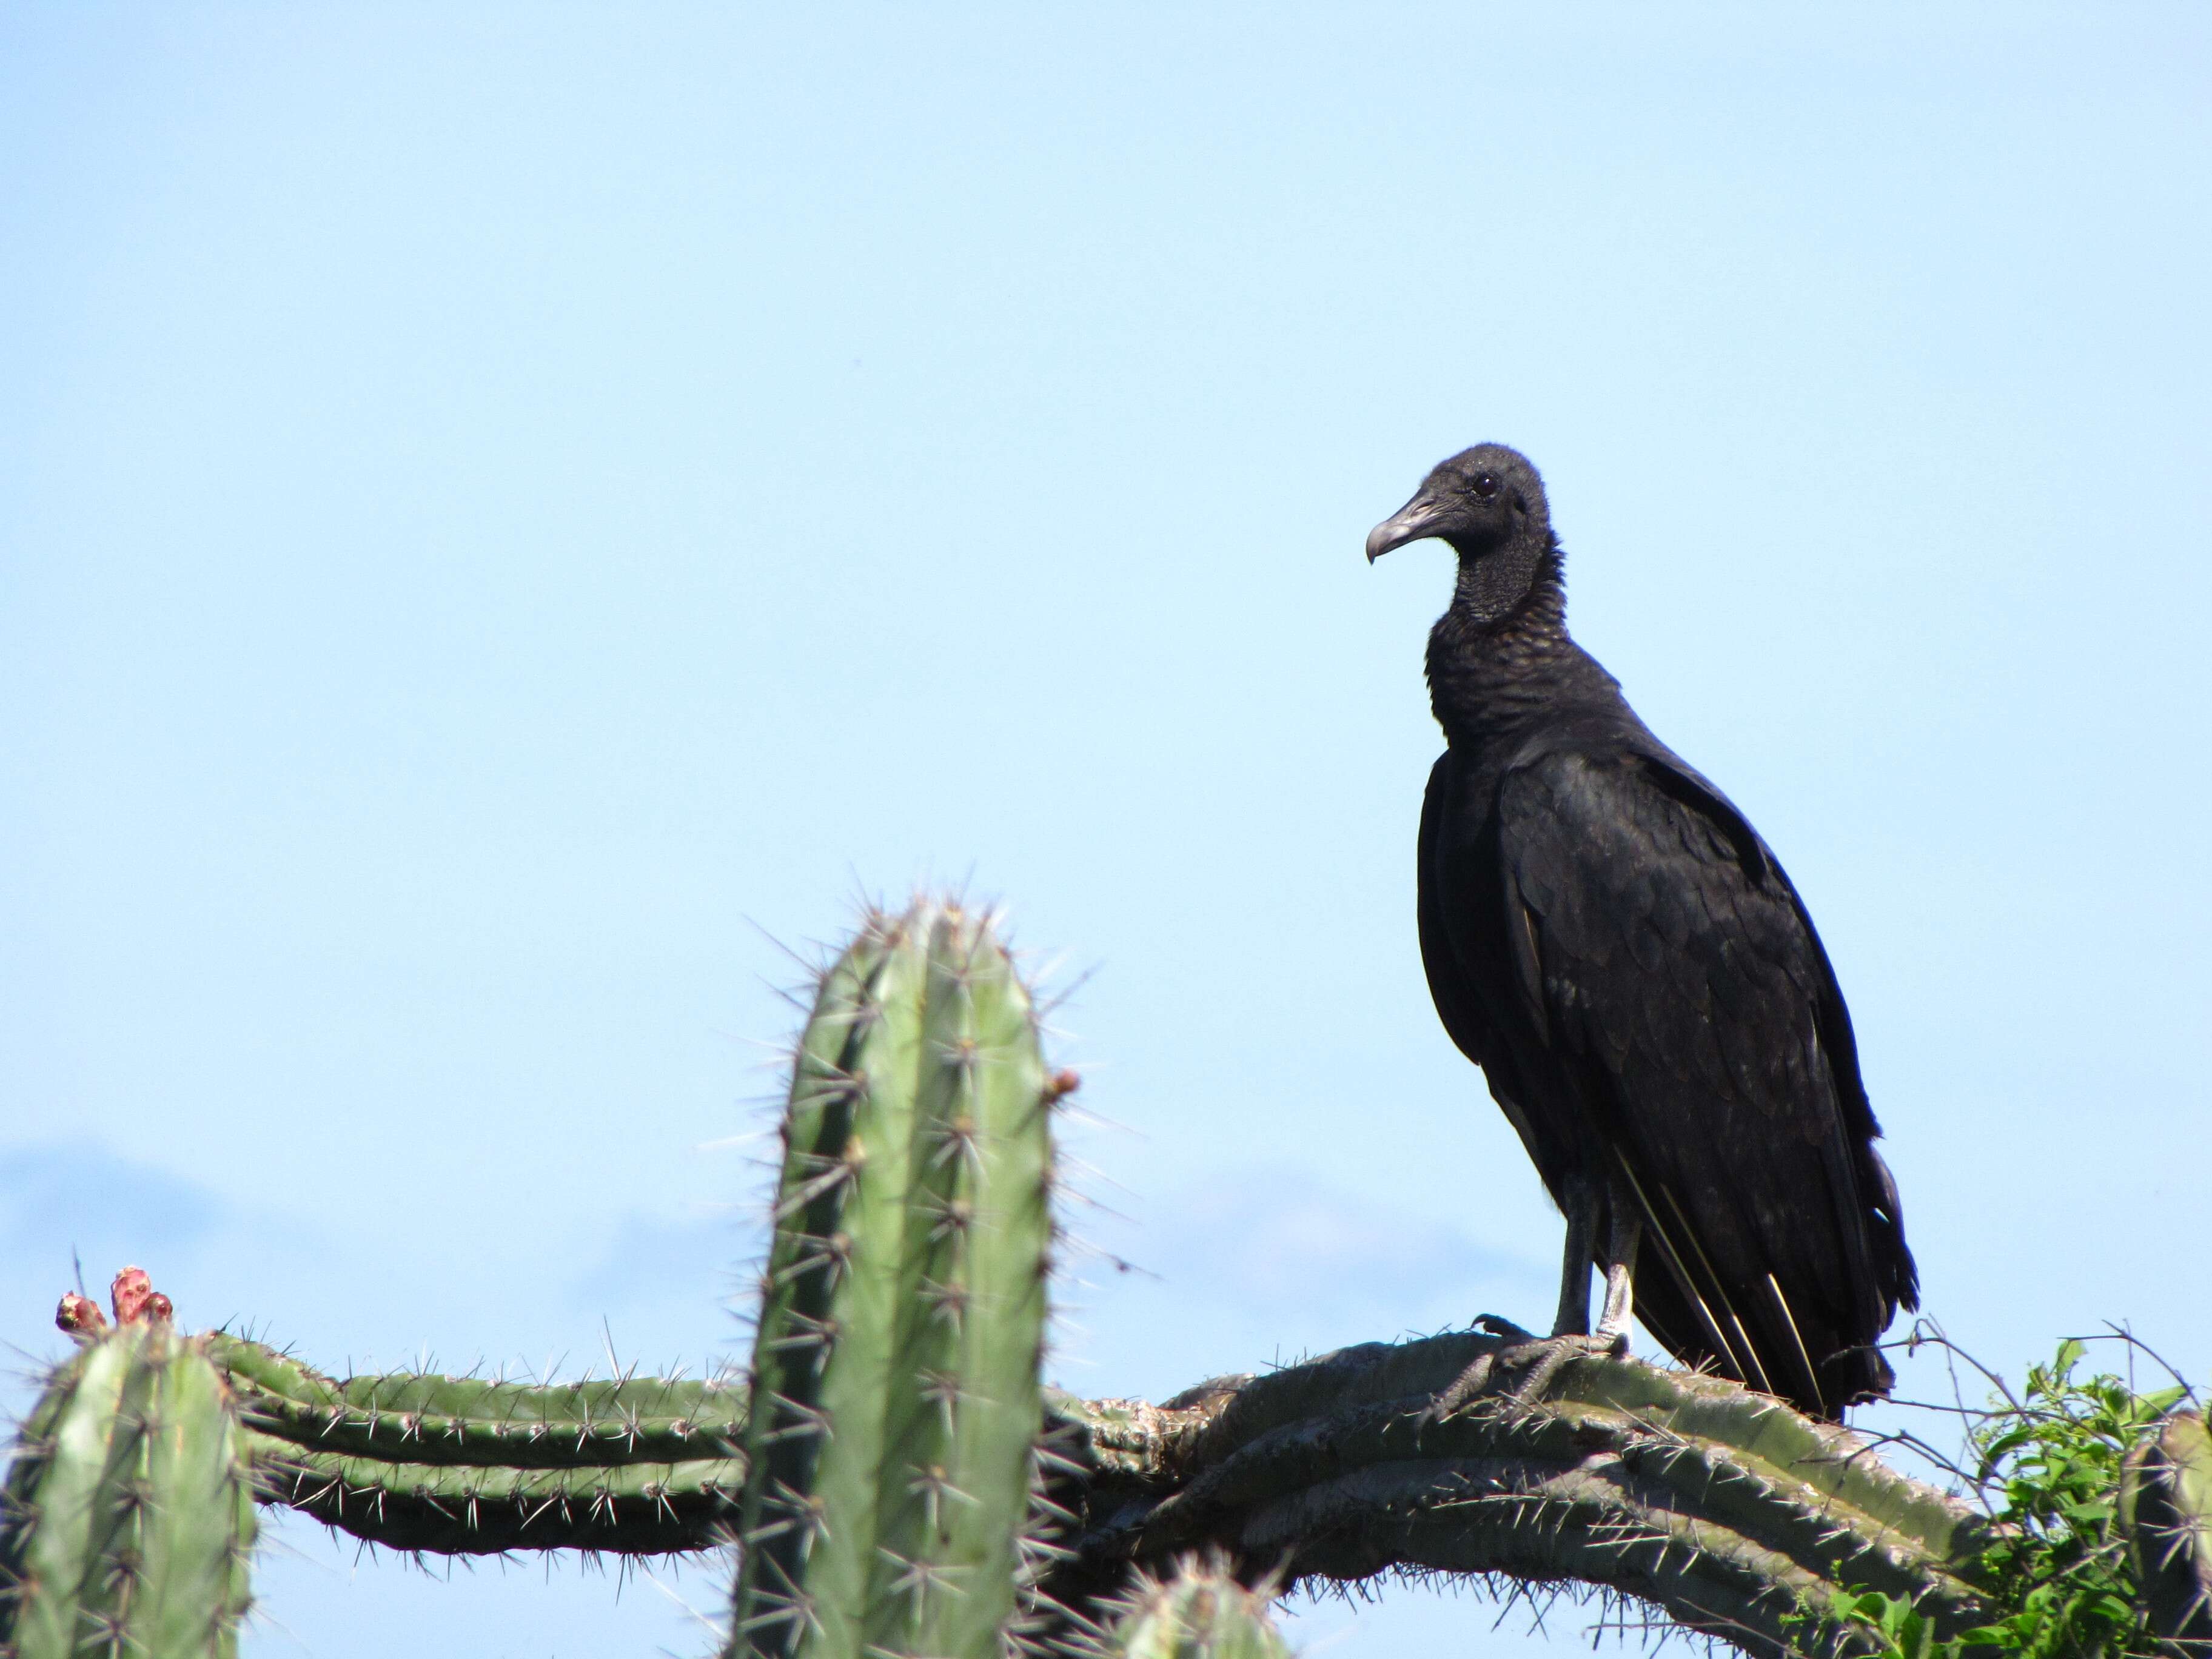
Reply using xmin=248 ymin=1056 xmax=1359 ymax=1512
xmin=206 ymin=1321 xmax=2000 ymax=1657
xmin=1 ymin=1307 xmax=255 ymax=1659
xmin=1044 ymin=1333 xmax=1997 ymax=1659
xmin=208 ymin=1316 xmax=2212 ymax=1659
xmin=210 ymin=1333 xmax=745 ymax=1555
xmin=13 ymin=897 xmax=2210 ymax=1659
xmin=1079 ymin=1556 xmax=1289 ymax=1659
xmin=727 ymin=900 xmax=1057 ymax=1659
xmin=2121 ymin=1409 xmax=2212 ymax=1650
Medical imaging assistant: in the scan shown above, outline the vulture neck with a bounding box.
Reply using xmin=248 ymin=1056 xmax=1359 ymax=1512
xmin=1426 ymin=535 xmax=1612 ymax=746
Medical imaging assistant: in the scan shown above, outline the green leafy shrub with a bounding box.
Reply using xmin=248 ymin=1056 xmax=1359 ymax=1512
xmin=1811 ymin=1336 xmax=2196 ymax=1659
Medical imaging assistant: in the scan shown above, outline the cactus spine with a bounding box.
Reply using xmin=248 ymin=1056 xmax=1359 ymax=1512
xmin=2122 ymin=1409 xmax=2212 ymax=1650
xmin=728 ymin=901 xmax=1055 ymax=1659
xmin=1 ymin=1320 xmax=255 ymax=1659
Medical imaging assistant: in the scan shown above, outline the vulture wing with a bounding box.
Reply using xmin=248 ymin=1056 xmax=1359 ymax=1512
xmin=1424 ymin=736 xmax=1915 ymax=1415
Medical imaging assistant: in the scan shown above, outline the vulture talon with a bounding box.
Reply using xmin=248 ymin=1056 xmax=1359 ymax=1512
xmin=1471 ymin=1313 xmax=1537 ymax=1342
xmin=1421 ymin=1332 xmax=1620 ymax=1425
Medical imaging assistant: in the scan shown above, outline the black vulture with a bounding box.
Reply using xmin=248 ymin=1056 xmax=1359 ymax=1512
xmin=1366 ymin=443 xmax=1917 ymax=1419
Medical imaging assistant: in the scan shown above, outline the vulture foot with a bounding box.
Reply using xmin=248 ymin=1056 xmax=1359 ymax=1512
xmin=1420 ymin=1328 xmax=1627 ymax=1424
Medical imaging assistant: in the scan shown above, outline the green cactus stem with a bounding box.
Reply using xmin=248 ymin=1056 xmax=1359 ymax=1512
xmin=1042 ymin=1333 xmax=1999 ymax=1659
xmin=1 ymin=1320 xmax=256 ymax=1659
xmin=727 ymin=900 xmax=1057 ymax=1659
xmin=210 ymin=1334 xmax=742 ymax=1468
xmin=207 ymin=1333 xmax=745 ymax=1555
xmin=2121 ymin=1407 xmax=2212 ymax=1650
xmin=1081 ymin=1555 xmax=1289 ymax=1659
xmin=207 ymin=1324 xmax=2002 ymax=1658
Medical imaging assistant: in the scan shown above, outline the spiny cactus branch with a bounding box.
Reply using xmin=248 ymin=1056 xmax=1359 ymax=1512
xmin=208 ymin=1333 xmax=745 ymax=1557
xmin=2 ymin=1318 xmax=256 ymax=1659
xmin=1042 ymin=1333 xmax=2000 ymax=1659
xmin=1069 ymin=1553 xmax=1291 ymax=1659
xmin=204 ymin=1326 xmax=1999 ymax=1657
xmin=2120 ymin=1408 xmax=2212 ymax=1651
xmin=728 ymin=900 xmax=1056 ymax=1659
xmin=212 ymin=1335 xmax=744 ymax=1468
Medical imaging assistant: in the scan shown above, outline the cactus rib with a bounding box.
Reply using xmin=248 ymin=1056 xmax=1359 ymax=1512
xmin=248 ymin=1447 xmax=737 ymax=1555
xmin=211 ymin=1335 xmax=743 ymax=1469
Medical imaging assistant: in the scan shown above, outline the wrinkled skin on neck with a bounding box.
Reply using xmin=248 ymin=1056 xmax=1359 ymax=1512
xmin=1449 ymin=530 xmax=1552 ymax=629
xmin=1426 ymin=535 xmax=1607 ymax=744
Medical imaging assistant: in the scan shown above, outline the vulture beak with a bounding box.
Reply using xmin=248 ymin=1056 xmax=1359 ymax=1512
xmin=1365 ymin=495 xmax=1452 ymax=563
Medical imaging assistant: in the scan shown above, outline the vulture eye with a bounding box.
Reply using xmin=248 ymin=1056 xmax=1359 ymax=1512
xmin=1471 ymin=473 xmax=1501 ymax=500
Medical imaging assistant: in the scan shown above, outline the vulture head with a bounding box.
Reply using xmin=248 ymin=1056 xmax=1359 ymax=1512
xmin=1365 ymin=443 xmax=1550 ymax=563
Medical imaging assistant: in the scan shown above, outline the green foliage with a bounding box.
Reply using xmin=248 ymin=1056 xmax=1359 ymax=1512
xmin=1814 ymin=1589 xmax=1953 ymax=1659
xmin=0 ymin=1321 xmax=256 ymax=1659
xmin=1808 ymin=1339 xmax=2194 ymax=1659
xmin=1960 ymin=1341 xmax=2185 ymax=1659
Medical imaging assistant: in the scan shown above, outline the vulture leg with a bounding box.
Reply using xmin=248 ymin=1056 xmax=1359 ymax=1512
xmin=1507 ymin=1202 xmax=1637 ymax=1402
xmin=1424 ymin=1186 xmax=1622 ymax=1421
xmin=1549 ymin=1183 xmax=1597 ymax=1337
xmin=1594 ymin=1202 xmax=1641 ymax=1345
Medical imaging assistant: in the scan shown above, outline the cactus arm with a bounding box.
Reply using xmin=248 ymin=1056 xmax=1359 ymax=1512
xmin=1080 ymin=1555 xmax=1291 ymax=1659
xmin=243 ymin=1441 xmax=738 ymax=1555
xmin=193 ymin=1332 xmax=745 ymax=1555
xmin=2120 ymin=1408 xmax=2212 ymax=1648
xmin=205 ymin=1340 xmax=767 ymax=1556
xmin=730 ymin=902 xmax=1057 ymax=1659
xmin=206 ymin=1324 xmax=1993 ymax=1659
xmin=209 ymin=1333 xmax=743 ymax=1468
xmin=1 ymin=1323 xmax=255 ymax=1659
xmin=1041 ymin=1335 xmax=1998 ymax=1659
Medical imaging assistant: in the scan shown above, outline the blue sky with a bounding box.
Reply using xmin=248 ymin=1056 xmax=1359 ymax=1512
xmin=3 ymin=6 xmax=2208 ymax=1655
